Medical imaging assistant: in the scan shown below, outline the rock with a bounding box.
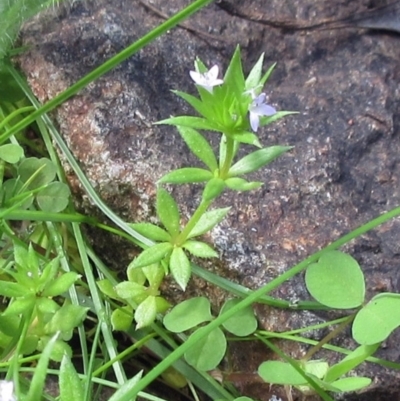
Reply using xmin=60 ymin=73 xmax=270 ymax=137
xmin=17 ymin=0 xmax=400 ymax=400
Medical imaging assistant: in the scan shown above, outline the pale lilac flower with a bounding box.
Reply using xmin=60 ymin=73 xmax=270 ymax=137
xmin=248 ymin=92 xmax=276 ymax=132
xmin=189 ymin=65 xmax=224 ymax=94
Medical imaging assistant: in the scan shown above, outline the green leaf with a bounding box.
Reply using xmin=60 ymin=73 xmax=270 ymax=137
xmin=2 ymin=295 xmax=35 ymax=316
xmin=176 ymin=126 xmax=218 ymax=171
xmin=26 ymin=333 xmax=59 ymax=401
xmin=352 ymin=293 xmax=400 ymax=345
xmin=164 ymin=297 xmax=212 ymax=332
xmin=0 ymin=144 xmax=24 ymax=163
xmin=202 ymin=178 xmax=225 ymax=202
xmin=111 ymin=306 xmax=133 ymax=331
xmin=305 ymin=251 xmax=365 ymax=309
xmin=258 ymin=361 xmax=307 ymax=385
xmin=157 ymin=116 xmax=221 ymax=132
xmin=229 ymin=146 xmax=292 ymax=176
xmin=43 ymin=339 xmax=72 ymax=362
xmin=169 ymin=247 xmax=191 ymax=291
xmin=172 ymin=90 xmax=214 ymax=121
xmin=260 ymin=111 xmax=298 ymax=127
xmin=259 ymin=62 xmax=277 ymax=87
xmin=158 ymin=168 xmax=213 ymax=184
xmin=245 ymin=53 xmax=265 ymax=91
xmin=131 ymin=242 xmax=173 ymax=269
xmin=223 ymin=45 xmax=245 ymax=99
xmin=42 ymin=272 xmax=80 ymax=297
xmin=135 ymin=295 xmax=157 ymax=329
xmin=231 ymin=132 xmax=261 ymax=147
xmin=97 ymin=279 xmax=120 ymax=300
xmin=129 ymin=223 xmax=171 ymax=242
xmin=59 ymin=354 xmax=85 ymax=401
xmin=18 ymin=157 xmax=56 ymax=189
xmin=155 ymin=296 xmax=170 ymax=313
xmin=108 ymin=371 xmax=143 ymax=401
xmin=188 ymin=207 xmax=230 ymax=238
xmin=115 ymin=281 xmax=147 ymax=302
xmin=220 ymin=298 xmax=257 ymax=336
xmin=36 ymin=182 xmax=70 ymax=212
xmin=329 ymin=377 xmax=371 ymax=392
xmin=142 ymin=263 xmax=164 ymax=288
xmin=1 ymin=178 xmax=33 ymax=209
xmin=0 ymin=281 xmax=28 ymax=297
xmin=185 ymin=327 xmax=226 ymax=371
xmin=156 ymin=188 xmax=180 ymax=237
xmin=182 ymin=240 xmax=218 ymax=258
xmin=127 ymin=265 xmax=146 ymax=284
xmin=36 ymin=298 xmax=59 ymax=315
xmin=325 ymin=343 xmax=379 ymax=383
xmin=44 ymin=304 xmax=88 ymax=335
xmin=234 ymin=398 xmax=256 ymax=401
xmin=225 ymin=177 xmax=263 ymax=192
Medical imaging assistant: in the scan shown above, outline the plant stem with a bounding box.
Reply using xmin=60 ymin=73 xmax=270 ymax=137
xmin=118 ymin=205 xmax=400 ymax=401
xmin=176 ymin=198 xmax=212 ymax=245
xmin=302 ymin=313 xmax=356 ymax=361
xmin=220 ymin=135 xmax=235 ymax=178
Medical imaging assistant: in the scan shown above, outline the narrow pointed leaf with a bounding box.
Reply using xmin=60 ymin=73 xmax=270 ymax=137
xmin=188 ymin=207 xmax=230 ymax=238
xmin=158 ymin=168 xmax=213 ymax=184
xmin=156 ymin=188 xmax=180 ymax=237
xmin=260 ymin=111 xmax=298 ymax=127
xmin=231 ymin=132 xmax=261 ymax=147
xmin=135 ymin=295 xmax=157 ymax=329
xmin=202 ymin=178 xmax=225 ymax=202
xmin=108 ymin=371 xmax=143 ymax=401
xmin=130 ymin=223 xmax=171 ymax=242
xmin=156 ymin=116 xmax=221 ymax=132
xmin=183 ymin=240 xmax=218 ymax=258
xmin=42 ymin=272 xmax=79 ymax=297
xmin=59 ymin=354 xmax=85 ymax=401
xmin=169 ymin=247 xmax=191 ymax=291
xmin=225 ymin=177 xmax=263 ymax=191
xmin=177 ymin=126 xmax=218 ymax=171
xmin=131 ymin=242 xmax=173 ymax=269
xmin=259 ymin=62 xmax=277 ymax=87
xmin=223 ymin=45 xmax=245 ymax=98
xmin=172 ymin=90 xmax=213 ymax=120
xmin=26 ymin=333 xmax=59 ymax=401
xmin=245 ymin=53 xmax=265 ymax=91
xmin=229 ymin=146 xmax=292 ymax=176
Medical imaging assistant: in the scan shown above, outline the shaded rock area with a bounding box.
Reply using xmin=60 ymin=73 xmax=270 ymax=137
xmin=17 ymin=0 xmax=400 ymax=400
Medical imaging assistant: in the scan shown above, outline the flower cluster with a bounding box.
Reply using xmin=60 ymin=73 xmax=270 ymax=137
xmin=158 ymin=46 xmax=291 ymax=147
xmin=190 ymin=63 xmax=276 ymax=133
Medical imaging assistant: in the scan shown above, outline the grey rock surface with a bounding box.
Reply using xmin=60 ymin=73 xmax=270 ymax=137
xmin=17 ymin=0 xmax=400 ymax=400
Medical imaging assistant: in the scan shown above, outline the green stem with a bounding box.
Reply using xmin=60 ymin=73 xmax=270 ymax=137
xmin=117 ymin=205 xmax=400 ymax=401
xmin=302 ymin=313 xmax=356 ymax=361
xmin=175 ymin=198 xmax=212 ymax=245
xmin=2 ymin=0 xmax=214 ymax=142
xmin=220 ymin=135 xmax=235 ymax=178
